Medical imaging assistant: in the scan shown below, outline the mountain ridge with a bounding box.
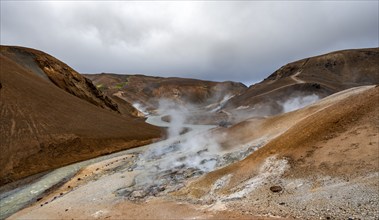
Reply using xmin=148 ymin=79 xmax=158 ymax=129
xmin=0 ymin=46 xmax=163 ymax=185
xmin=221 ymin=47 xmax=379 ymax=120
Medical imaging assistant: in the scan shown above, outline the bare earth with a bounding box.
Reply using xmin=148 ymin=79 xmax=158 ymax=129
xmin=9 ymin=86 xmax=379 ymax=219
xmin=0 ymin=46 xmax=163 ymax=185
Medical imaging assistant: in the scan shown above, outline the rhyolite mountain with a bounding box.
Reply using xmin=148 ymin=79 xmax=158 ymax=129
xmin=1 ymin=46 xmax=378 ymax=187
xmin=83 ymin=73 xmax=247 ymax=115
xmin=0 ymin=46 xmax=162 ymax=185
xmin=85 ymin=48 xmax=379 ymax=123
xmin=2 ymin=45 xmax=379 ymax=219
xmin=222 ymin=48 xmax=379 ymax=120
xmin=174 ymin=85 xmax=379 ymax=219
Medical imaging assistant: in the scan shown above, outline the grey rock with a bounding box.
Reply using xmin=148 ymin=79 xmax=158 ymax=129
xmin=270 ymin=185 xmax=283 ymax=193
xmin=130 ymin=190 xmax=146 ymax=199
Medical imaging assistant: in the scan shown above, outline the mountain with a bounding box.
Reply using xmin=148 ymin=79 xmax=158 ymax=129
xmin=85 ymin=48 xmax=379 ymax=124
xmin=0 ymin=46 xmax=163 ymax=186
xmin=222 ymin=48 xmax=379 ymax=120
xmin=4 ymin=46 xmax=379 ymax=219
xmin=9 ymin=86 xmax=379 ymax=220
xmin=176 ymin=85 xmax=379 ymax=218
xmin=84 ymin=73 xmax=247 ymax=114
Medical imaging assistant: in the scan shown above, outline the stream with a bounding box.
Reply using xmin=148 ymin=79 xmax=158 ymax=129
xmin=0 ymin=115 xmax=214 ymax=219
xmin=1 ymin=114 xmax=264 ymax=219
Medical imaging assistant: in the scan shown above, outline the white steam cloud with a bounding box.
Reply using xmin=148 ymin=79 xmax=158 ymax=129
xmin=133 ymin=99 xmax=223 ymax=187
xmin=281 ymin=94 xmax=319 ymax=113
xmin=210 ymin=94 xmax=234 ymax=113
xmin=157 ymin=99 xmax=190 ymax=138
xmin=142 ymin=99 xmax=221 ymax=172
xmin=132 ymin=102 xmax=150 ymax=116
xmin=115 ymin=99 xmax=271 ymax=200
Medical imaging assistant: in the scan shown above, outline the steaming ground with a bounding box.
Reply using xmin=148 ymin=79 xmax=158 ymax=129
xmin=280 ymin=94 xmax=319 ymax=113
xmin=8 ymin=108 xmax=268 ymax=219
xmin=120 ymin=100 xmax=267 ymax=201
xmin=9 ymin=86 xmax=379 ymax=219
xmin=132 ymin=102 xmax=150 ymax=116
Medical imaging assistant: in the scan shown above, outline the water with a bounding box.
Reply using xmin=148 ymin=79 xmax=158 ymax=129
xmin=0 ymin=115 xmax=214 ymax=219
xmin=0 ymin=146 xmax=144 ymax=219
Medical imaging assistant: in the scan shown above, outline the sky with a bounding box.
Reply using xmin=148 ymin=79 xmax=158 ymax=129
xmin=1 ymin=1 xmax=378 ymax=86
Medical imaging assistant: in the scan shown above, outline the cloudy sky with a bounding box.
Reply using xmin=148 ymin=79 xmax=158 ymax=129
xmin=1 ymin=1 xmax=378 ymax=85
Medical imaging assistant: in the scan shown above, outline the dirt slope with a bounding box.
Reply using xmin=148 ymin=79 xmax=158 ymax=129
xmin=0 ymin=46 xmax=163 ymax=186
xmin=1 ymin=46 xmax=130 ymax=114
xmin=9 ymin=86 xmax=378 ymax=220
xmin=84 ymin=73 xmax=247 ymax=113
xmin=176 ymin=85 xmax=378 ymax=218
xmin=223 ymin=48 xmax=379 ymax=118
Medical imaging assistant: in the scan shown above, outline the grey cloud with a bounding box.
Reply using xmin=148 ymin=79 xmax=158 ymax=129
xmin=64 ymin=2 xmax=173 ymax=46
xmin=1 ymin=1 xmax=378 ymax=85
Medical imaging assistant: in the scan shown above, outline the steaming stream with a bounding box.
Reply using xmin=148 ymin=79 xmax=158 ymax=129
xmin=0 ymin=115 xmax=214 ymax=219
xmin=0 ymin=115 xmax=263 ymax=219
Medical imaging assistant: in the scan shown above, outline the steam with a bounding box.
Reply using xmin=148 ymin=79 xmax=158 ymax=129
xmin=115 ymin=98 xmax=271 ymax=200
xmin=133 ymin=99 xmax=223 ymax=187
xmin=132 ymin=102 xmax=149 ymax=116
xmin=210 ymin=94 xmax=234 ymax=113
xmin=142 ymin=132 xmax=220 ymax=173
xmin=119 ymin=94 xmax=321 ymax=200
xmin=228 ymin=94 xmax=321 ymax=123
xmin=281 ymin=94 xmax=319 ymax=113
xmin=157 ymin=99 xmax=190 ymax=138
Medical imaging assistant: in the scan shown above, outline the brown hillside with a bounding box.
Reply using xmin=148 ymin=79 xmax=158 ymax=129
xmin=224 ymin=48 xmax=379 ymax=117
xmin=84 ymin=73 xmax=247 ymax=113
xmin=0 ymin=46 xmax=163 ymax=186
xmin=0 ymin=46 xmax=134 ymax=114
xmin=8 ymin=86 xmax=378 ymax=220
xmin=179 ymin=85 xmax=378 ymax=199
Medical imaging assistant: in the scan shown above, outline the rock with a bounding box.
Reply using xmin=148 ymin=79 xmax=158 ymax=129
xmin=130 ymin=190 xmax=146 ymax=199
xmin=148 ymin=185 xmax=166 ymax=196
xmin=114 ymin=188 xmax=133 ymax=197
xmin=218 ymin=120 xmax=231 ymax=128
xmin=270 ymin=185 xmax=283 ymax=192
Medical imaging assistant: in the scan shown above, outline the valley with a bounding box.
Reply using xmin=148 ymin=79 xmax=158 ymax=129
xmin=0 ymin=46 xmax=378 ymax=219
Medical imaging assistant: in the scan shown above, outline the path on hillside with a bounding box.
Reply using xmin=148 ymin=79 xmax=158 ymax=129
xmin=244 ymin=58 xmax=311 ymax=101
xmin=291 ymin=70 xmax=306 ymax=84
xmin=290 ymin=58 xmax=309 ymax=84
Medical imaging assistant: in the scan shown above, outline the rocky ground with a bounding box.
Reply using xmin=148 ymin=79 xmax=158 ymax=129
xmin=8 ymin=151 xmax=278 ymax=219
xmin=10 ymin=148 xmax=377 ymax=219
xmin=7 ymin=86 xmax=379 ymax=219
